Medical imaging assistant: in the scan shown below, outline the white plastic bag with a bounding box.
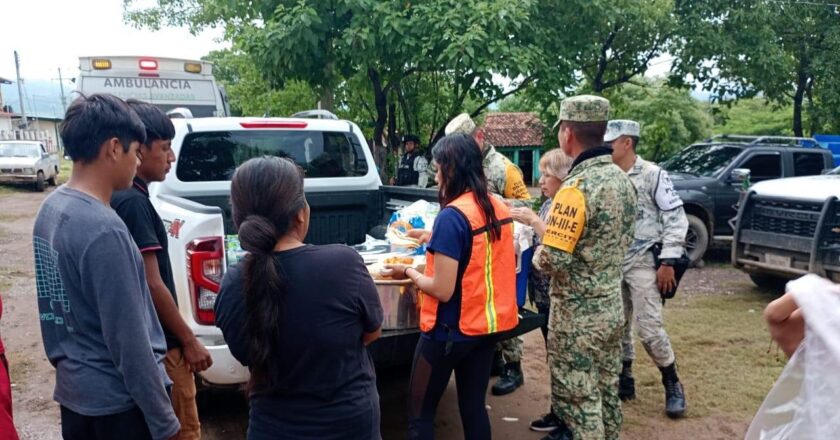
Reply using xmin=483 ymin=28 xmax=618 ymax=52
xmin=745 ymin=274 xmax=840 ymax=440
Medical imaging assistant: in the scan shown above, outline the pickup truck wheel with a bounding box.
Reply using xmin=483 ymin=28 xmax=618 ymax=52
xmin=749 ymin=273 xmax=787 ymax=292
xmin=685 ymin=214 xmax=709 ymax=266
xmin=35 ymin=171 xmax=46 ymax=192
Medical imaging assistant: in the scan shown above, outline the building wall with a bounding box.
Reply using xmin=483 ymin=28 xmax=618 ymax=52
xmin=0 ymin=114 xmax=11 ymax=132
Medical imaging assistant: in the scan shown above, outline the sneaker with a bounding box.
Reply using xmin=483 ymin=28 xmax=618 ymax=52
xmin=530 ymin=412 xmax=561 ymax=432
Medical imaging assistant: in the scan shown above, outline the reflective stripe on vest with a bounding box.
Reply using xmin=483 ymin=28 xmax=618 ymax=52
xmin=419 ymin=193 xmax=518 ymax=336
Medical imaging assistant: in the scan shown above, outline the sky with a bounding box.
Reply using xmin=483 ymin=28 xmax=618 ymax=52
xmin=0 ymin=0 xmax=226 ymax=83
xmin=0 ymin=0 xmax=699 ymax=118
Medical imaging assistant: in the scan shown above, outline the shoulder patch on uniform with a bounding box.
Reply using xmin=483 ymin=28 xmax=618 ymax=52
xmin=543 ymin=185 xmax=586 ymax=253
xmin=654 ymin=170 xmax=683 ymax=211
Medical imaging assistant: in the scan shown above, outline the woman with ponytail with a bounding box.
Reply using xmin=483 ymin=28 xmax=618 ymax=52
xmin=214 ymin=156 xmax=384 ymax=440
xmin=383 ymin=134 xmax=518 ymax=440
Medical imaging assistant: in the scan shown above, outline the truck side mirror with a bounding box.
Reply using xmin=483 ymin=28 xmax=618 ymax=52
xmin=730 ymin=168 xmax=751 ymax=183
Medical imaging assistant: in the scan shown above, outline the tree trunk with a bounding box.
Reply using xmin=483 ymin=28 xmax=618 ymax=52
xmin=792 ymin=59 xmax=809 ymax=137
xmin=319 ymin=86 xmax=335 ymax=112
xmin=368 ymin=68 xmax=389 ymax=177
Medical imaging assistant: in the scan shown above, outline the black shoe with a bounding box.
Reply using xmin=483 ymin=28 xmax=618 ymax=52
xmin=659 ymin=362 xmax=686 ymax=418
xmin=490 ymin=351 xmax=505 ymax=377
xmin=619 ymin=373 xmax=636 ymax=401
xmin=664 ymin=380 xmax=686 ymax=418
xmin=530 ymin=412 xmax=561 ymax=432
xmin=540 ymin=424 xmax=573 ymax=440
xmin=491 ymin=362 xmax=524 ymax=396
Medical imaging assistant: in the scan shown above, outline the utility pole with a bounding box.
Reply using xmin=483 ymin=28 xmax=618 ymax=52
xmin=57 ymin=68 xmax=67 ymax=110
xmin=14 ymin=50 xmax=27 ymax=129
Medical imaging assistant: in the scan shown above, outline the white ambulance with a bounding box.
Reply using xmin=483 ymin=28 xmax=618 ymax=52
xmin=76 ymin=56 xmax=231 ymax=117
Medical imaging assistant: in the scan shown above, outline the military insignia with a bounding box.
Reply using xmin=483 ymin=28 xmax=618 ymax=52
xmin=543 ymin=183 xmax=586 ymax=253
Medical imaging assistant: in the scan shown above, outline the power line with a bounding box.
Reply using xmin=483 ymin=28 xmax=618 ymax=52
xmin=766 ymin=0 xmax=840 ymax=7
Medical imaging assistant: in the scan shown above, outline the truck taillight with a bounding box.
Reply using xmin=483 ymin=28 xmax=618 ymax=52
xmin=186 ymin=237 xmax=224 ymax=325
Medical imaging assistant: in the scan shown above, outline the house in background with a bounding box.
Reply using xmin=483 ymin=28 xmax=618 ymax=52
xmin=0 ymin=76 xmax=63 ymax=152
xmin=483 ymin=112 xmax=546 ymax=185
xmin=0 ymin=77 xmax=12 ymax=132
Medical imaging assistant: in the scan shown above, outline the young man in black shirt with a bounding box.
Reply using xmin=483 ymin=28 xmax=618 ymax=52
xmin=111 ymin=100 xmax=212 ymax=440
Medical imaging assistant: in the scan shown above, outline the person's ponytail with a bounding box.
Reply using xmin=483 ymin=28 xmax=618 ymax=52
xmin=230 ymin=157 xmax=306 ymax=391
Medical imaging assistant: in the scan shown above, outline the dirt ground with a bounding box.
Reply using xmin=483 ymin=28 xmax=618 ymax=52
xmin=1 ymin=188 xmax=776 ymax=440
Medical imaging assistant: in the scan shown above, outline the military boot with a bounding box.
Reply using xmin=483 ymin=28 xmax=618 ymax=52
xmin=491 ymin=350 xmax=505 ymax=377
xmin=491 ymin=362 xmax=524 ymax=396
xmin=659 ymin=362 xmax=686 ymax=418
xmin=618 ymin=360 xmax=636 ymax=401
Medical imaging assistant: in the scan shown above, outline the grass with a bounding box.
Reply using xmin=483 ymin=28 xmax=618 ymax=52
xmin=622 ymin=289 xmax=786 ymax=425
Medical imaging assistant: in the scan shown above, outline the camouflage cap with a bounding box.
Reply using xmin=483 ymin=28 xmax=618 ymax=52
xmin=553 ymin=95 xmax=610 ymax=128
xmin=604 ymin=119 xmax=641 ymax=142
xmin=445 ymin=113 xmax=477 ymax=135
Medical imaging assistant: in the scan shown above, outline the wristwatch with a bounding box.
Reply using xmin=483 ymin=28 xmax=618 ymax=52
xmin=660 ymin=258 xmax=676 ymax=267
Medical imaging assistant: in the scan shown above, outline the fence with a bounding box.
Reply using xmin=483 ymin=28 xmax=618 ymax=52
xmin=0 ymin=129 xmax=58 ymax=152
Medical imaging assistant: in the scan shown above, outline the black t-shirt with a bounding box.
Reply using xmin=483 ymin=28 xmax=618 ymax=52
xmin=111 ymin=177 xmax=180 ymax=350
xmin=214 ymin=244 xmax=383 ymax=438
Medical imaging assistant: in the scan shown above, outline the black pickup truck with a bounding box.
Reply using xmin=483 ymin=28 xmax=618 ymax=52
xmin=151 ymin=114 xmax=544 ymax=387
xmin=660 ymin=135 xmax=834 ymax=264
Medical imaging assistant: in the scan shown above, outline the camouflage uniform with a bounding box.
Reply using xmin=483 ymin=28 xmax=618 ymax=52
xmin=534 ymin=96 xmax=637 ymax=440
xmin=620 ymin=156 xmax=688 ymax=367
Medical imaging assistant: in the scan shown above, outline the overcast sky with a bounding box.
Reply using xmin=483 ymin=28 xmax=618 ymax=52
xmin=0 ymin=0 xmax=226 ymax=83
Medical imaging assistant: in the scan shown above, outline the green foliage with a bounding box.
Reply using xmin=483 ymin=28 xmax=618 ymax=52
xmin=606 ymin=81 xmax=713 ymax=162
xmin=712 ymin=99 xmax=798 ymax=137
xmin=204 ymin=49 xmax=318 ymax=117
xmin=672 ymin=0 xmax=840 ymax=135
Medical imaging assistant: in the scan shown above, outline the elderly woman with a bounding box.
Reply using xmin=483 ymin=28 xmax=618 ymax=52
xmin=510 ymin=149 xmax=574 ymax=341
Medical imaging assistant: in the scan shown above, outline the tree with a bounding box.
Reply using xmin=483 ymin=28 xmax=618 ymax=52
xmin=606 ymin=81 xmax=713 ymax=162
xmin=125 ymin=0 xmax=562 ymax=171
xmin=203 ymin=49 xmax=318 ymax=117
xmin=712 ymin=98 xmax=799 ymax=137
xmin=672 ymin=0 xmax=840 ymax=136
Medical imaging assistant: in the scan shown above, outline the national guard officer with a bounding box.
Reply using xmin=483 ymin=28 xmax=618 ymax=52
xmin=607 ymin=119 xmax=688 ymax=418
xmin=395 ymin=134 xmax=429 ymax=187
xmin=531 ymin=96 xmax=637 ymax=440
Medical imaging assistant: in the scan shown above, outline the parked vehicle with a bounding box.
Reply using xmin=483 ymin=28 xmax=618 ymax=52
xmin=0 ymin=140 xmax=59 ymax=191
xmin=660 ymin=135 xmax=833 ymax=264
xmin=77 ymin=56 xmax=231 ymax=117
xmin=732 ymin=167 xmax=840 ymax=290
xmin=150 ymin=111 xmax=543 ymax=387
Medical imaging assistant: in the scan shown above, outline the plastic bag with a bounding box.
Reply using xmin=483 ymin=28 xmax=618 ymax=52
xmin=386 ymin=200 xmax=440 ymax=255
xmin=745 ymin=274 xmax=840 ymax=440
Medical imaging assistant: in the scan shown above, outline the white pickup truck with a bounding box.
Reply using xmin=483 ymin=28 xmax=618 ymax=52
xmin=732 ymin=167 xmax=840 ymax=290
xmin=0 ymin=140 xmax=60 ymax=191
xmin=150 ymin=113 xmax=545 ymax=388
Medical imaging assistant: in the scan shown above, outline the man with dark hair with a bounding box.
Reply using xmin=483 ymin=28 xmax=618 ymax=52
xmin=531 ymin=95 xmax=637 ymax=440
xmin=608 ymin=119 xmax=688 ymax=418
xmin=112 ymin=100 xmax=212 ymax=440
xmin=395 ymin=134 xmax=429 ymax=187
xmin=32 ymin=94 xmax=179 ymax=440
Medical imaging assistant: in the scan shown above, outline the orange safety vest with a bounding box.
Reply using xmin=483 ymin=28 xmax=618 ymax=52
xmin=419 ymin=193 xmax=519 ymax=336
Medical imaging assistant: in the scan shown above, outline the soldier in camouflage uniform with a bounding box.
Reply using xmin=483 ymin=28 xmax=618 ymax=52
xmin=444 ymin=113 xmax=531 ymax=396
xmin=530 ymin=96 xmax=637 ymax=440
xmin=607 ymin=120 xmax=688 ymax=418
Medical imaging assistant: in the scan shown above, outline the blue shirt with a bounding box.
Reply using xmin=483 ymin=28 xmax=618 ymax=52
xmin=32 ymin=186 xmax=178 ymax=440
xmin=424 ymin=206 xmax=479 ymax=342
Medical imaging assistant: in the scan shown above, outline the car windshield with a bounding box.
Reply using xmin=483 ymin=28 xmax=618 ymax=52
xmin=826 ymin=166 xmax=840 ymax=175
xmin=0 ymin=143 xmax=40 ymax=158
xmin=661 ymin=144 xmax=743 ymax=177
